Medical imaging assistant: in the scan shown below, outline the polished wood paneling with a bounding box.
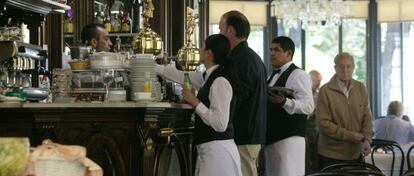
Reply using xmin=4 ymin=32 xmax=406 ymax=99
xmin=0 ymin=107 xmax=194 ymax=176
xmin=45 ymin=14 xmax=64 ymax=70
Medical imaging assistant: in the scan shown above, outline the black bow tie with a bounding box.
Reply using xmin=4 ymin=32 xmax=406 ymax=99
xmin=267 ymin=69 xmax=281 ymax=84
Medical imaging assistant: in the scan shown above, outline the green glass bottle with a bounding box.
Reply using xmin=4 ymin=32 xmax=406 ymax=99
xmin=183 ymin=72 xmax=192 ymax=90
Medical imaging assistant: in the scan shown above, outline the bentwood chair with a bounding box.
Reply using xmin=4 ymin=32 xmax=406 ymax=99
xmin=371 ymin=139 xmax=405 ymax=176
xmin=320 ymin=162 xmax=385 ymax=175
xmin=321 ymin=162 xmax=382 ymax=172
xmin=308 ymin=165 xmax=385 ymax=176
xmin=406 ymin=144 xmax=414 ymax=169
xmin=404 ymin=167 xmax=414 ymax=176
xmin=306 ymin=171 xmax=355 ymax=176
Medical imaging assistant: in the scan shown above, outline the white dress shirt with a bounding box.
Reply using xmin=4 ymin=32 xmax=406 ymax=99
xmin=266 ymin=61 xmax=314 ymax=176
xmin=155 ymin=64 xmax=232 ymax=132
xmin=155 ymin=64 xmax=242 ymax=176
xmin=336 ymin=77 xmax=353 ymax=98
xmin=267 ymin=61 xmax=314 ymax=115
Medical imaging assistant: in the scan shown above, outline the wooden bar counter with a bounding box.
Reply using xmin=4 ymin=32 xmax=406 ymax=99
xmin=0 ymin=102 xmax=195 ymax=176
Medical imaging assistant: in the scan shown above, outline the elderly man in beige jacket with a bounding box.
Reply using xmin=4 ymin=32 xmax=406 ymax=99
xmin=316 ymin=52 xmax=373 ymax=170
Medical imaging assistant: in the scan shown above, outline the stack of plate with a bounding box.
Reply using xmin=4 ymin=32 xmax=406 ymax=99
xmin=129 ymin=54 xmax=160 ymax=101
xmin=89 ymin=52 xmax=124 ymax=69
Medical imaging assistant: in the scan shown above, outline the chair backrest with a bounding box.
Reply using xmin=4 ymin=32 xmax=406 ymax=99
xmin=404 ymin=167 xmax=414 ymax=176
xmin=321 ymin=162 xmax=382 ymax=172
xmin=306 ymin=171 xmax=355 ymax=176
xmin=407 ymin=144 xmax=414 ymax=168
xmin=344 ymin=169 xmax=385 ymax=176
xmin=309 ymin=162 xmax=384 ymax=176
xmin=371 ymin=139 xmax=405 ymax=176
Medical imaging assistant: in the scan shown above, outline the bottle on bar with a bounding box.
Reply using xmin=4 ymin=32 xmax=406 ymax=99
xmin=111 ymin=13 xmax=120 ymax=33
xmin=65 ymin=17 xmax=73 ymax=33
xmin=121 ymin=12 xmax=131 ymax=33
xmin=183 ymin=72 xmax=192 ymax=90
xmin=64 ymin=9 xmax=73 ymax=33
xmin=95 ymin=7 xmax=105 ymax=24
xmin=103 ymin=7 xmax=112 ymax=32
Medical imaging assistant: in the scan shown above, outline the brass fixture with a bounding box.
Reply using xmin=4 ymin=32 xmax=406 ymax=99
xmin=132 ymin=0 xmax=163 ymax=55
xmin=145 ymin=137 xmax=154 ymax=150
xmin=158 ymin=128 xmax=174 ymax=145
xmin=176 ymin=7 xmax=200 ymax=71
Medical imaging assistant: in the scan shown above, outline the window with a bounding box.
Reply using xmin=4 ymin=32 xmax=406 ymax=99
xmin=342 ymin=19 xmax=367 ymax=83
xmin=209 ymin=24 xmax=265 ymax=60
xmin=305 ymin=26 xmax=339 ymax=85
xmin=276 ymin=19 xmax=367 ymax=85
xmin=402 ymin=22 xmax=414 ymax=120
xmin=276 ymin=20 xmax=302 ymax=67
xmin=380 ymin=23 xmax=402 ymax=116
xmin=380 ymin=22 xmax=414 ymax=120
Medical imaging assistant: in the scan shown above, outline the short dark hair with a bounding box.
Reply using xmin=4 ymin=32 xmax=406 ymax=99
xmin=205 ymin=34 xmax=231 ymax=65
xmin=272 ymin=36 xmax=295 ymax=58
xmin=205 ymin=34 xmax=240 ymax=96
xmin=81 ymin=24 xmax=105 ymax=45
xmin=222 ymin=10 xmax=250 ymax=39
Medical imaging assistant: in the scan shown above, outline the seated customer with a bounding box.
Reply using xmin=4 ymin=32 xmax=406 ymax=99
xmin=374 ymin=101 xmax=414 ymax=144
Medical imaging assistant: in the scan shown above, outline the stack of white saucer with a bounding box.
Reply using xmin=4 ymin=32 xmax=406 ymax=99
xmin=128 ymin=54 xmax=160 ymax=101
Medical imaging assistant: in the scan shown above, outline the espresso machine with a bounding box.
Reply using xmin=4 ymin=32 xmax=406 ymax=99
xmin=0 ymin=41 xmax=49 ymax=100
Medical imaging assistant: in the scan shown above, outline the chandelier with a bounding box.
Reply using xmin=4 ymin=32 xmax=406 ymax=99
xmin=271 ymin=0 xmax=352 ymax=28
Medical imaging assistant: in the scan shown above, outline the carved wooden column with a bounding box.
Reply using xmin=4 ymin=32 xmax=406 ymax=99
xmin=73 ymin=0 xmax=94 ymax=45
xmin=25 ymin=14 xmax=44 ymax=46
xmin=198 ymin=0 xmax=208 ymax=47
xmin=45 ymin=14 xmax=63 ymax=70
xmin=169 ymin=0 xmax=186 ymax=56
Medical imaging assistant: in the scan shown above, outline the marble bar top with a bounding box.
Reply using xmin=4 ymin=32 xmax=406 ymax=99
xmin=0 ymin=101 xmax=193 ymax=109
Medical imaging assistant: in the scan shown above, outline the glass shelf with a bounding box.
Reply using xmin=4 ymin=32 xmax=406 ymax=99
xmin=64 ymin=33 xmax=74 ymax=38
xmin=108 ymin=33 xmax=137 ymax=37
xmin=5 ymin=0 xmax=70 ymax=15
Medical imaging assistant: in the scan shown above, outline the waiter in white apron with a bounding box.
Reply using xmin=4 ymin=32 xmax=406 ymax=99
xmin=265 ymin=36 xmax=314 ymax=176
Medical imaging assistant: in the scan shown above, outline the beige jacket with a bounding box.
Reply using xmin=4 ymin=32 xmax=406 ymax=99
xmin=316 ymin=75 xmax=373 ymax=160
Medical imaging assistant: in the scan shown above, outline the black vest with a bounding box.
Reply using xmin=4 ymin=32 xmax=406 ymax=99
xmin=266 ymin=64 xmax=307 ymax=145
xmin=194 ymin=68 xmax=235 ymax=145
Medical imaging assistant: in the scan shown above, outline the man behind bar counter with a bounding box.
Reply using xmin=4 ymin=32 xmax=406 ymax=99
xmin=219 ymin=10 xmax=267 ymax=176
xmin=81 ymin=24 xmax=113 ymax=52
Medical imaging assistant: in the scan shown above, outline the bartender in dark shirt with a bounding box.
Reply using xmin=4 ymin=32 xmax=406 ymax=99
xmin=219 ymin=10 xmax=267 ymax=176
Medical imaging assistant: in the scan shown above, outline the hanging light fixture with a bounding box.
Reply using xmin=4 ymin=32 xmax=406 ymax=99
xmin=271 ymin=0 xmax=352 ymax=28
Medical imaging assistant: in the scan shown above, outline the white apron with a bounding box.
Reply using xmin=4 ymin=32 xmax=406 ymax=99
xmin=195 ymin=139 xmax=242 ymax=176
xmin=265 ymin=136 xmax=306 ymax=176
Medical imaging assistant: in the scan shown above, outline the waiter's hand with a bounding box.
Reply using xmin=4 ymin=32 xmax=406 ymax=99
xmin=182 ymin=88 xmax=200 ymax=107
xmin=267 ymin=91 xmax=286 ymax=106
xmin=361 ymin=139 xmax=371 ymax=156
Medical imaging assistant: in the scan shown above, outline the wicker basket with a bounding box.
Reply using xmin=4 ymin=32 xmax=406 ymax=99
xmin=29 ymin=140 xmax=88 ymax=176
xmin=34 ymin=157 xmax=86 ymax=176
xmin=69 ymin=60 xmax=90 ymax=70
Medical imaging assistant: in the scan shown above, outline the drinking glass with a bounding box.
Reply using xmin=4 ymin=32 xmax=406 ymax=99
xmin=100 ymin=69 xmax=114 ymax=102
